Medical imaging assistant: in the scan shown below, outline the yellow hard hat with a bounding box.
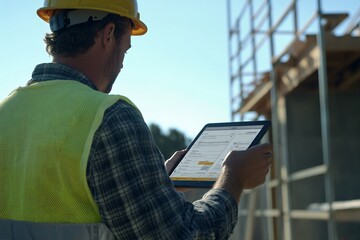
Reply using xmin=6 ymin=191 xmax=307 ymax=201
xmin=37 ymin=0 xmax=147 ymax=35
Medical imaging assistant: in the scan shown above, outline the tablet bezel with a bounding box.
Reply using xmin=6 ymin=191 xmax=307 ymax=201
xmin=169 ymin=120 xmax=271 ymax=188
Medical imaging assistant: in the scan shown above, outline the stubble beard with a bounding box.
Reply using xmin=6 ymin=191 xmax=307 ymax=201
xmin=103 ymin=48 xmax=121 ymax=93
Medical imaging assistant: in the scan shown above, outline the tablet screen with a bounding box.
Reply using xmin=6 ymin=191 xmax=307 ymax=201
xmin=169 ymin=121 xmax=270 ymax=188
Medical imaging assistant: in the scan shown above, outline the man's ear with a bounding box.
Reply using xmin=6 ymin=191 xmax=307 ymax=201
xmin=102 ymin=23 xmax=116 ymax=47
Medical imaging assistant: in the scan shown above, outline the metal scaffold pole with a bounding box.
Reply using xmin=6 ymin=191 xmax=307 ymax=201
xmin=316 ymin=0 xmax=337 ymax=239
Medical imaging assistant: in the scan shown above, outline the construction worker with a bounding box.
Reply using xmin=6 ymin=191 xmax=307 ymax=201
xmin=0 ymin=0 xmax=272 ymax=239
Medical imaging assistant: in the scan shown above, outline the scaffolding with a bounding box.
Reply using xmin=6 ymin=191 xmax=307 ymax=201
xmin=227 ymin=0 xmax=360 ymax=239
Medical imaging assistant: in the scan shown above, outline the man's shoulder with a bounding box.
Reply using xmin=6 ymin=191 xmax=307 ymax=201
xmin=103 ymin=99 xmax=143 ymax=123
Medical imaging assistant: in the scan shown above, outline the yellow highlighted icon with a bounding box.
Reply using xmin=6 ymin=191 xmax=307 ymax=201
xmin=198 ymin=161 xmax=214 ymax=166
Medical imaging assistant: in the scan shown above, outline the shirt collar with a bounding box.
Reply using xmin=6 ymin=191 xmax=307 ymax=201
xmin=28 ymin=63 xmax=98 ymax=91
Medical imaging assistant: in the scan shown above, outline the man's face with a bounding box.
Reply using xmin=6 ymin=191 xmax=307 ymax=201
xmin=104 ymin=25 xmax=132 ymax=93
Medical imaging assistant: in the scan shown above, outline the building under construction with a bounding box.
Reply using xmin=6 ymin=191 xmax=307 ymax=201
xmin=226 ymin=0 xmax=360 ymax=239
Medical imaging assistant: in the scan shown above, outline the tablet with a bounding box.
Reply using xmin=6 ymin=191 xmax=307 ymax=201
xmin=169 ymin=121 xmax=271 ymax=188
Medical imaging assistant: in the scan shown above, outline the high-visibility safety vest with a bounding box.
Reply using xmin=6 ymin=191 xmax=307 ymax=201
xmin=0 ymin=80 xmax=140 ymax=239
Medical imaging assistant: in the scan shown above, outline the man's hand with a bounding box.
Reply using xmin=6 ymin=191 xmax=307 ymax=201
xmin=165 ymin=150 xmax=187 ymax=174
xmin=165 ymin=150 xmax=189 ymax=192
xmin=213 ymin=143 xmax=273 ymax=203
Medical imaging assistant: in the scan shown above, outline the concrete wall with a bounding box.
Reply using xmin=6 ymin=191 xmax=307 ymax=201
xmin=285 ymin=90 xmax=360 ymax=240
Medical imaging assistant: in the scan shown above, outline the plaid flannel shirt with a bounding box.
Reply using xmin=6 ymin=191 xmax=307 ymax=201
xmin=29 ymin=63 xmax=238 ymax=239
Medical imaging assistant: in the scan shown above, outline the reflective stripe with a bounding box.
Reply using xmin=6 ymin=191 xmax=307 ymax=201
xmin=0 ymin=219 xmax=115 ymax=240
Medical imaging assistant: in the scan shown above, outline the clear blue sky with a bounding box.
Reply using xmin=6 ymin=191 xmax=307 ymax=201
xmin=0 ymin=1 xmax=229 ymax=139
xmin=0 ymin=1 xmax=358 ymax=138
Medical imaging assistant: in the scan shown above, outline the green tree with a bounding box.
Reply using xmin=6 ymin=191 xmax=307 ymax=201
xmin=149 ymin=123 xmax=189 ymax=159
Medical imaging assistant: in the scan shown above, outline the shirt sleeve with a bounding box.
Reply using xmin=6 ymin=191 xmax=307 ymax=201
xmin=86 ymin=100 xmax=238 ymax=239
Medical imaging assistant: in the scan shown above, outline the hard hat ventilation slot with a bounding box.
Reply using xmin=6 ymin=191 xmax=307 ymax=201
xmin=50 ymin=10 xmax=108 ymax=32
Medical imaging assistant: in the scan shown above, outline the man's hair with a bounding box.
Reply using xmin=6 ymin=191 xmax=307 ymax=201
xmin=44 ymin=12 xmax=132 ymax=57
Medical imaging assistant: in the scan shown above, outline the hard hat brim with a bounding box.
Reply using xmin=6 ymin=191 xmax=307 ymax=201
xmin=37 ymin=7 xmax=147 ymax=36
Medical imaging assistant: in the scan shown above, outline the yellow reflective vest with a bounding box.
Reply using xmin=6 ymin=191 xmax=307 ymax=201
xmin=0 ymin=80 xmax=139 ymax=239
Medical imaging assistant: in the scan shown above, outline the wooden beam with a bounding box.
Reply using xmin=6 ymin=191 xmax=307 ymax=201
xmin=325 ymin=35 xmax=360 ymax=52
xmin=239 ymin=81 xmax=272 ymax=113
xmin=322 ymin=13 xmax=349 ymax=32
xmin=339 ymin=67 xmax=360 ymax=90
xmin=279 ymin=46 xmax=320 ymax=94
